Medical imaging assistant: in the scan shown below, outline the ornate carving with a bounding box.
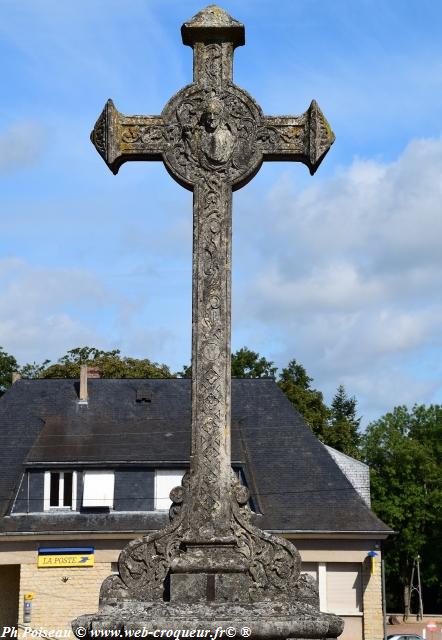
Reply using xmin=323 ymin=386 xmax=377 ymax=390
xmin=229 ymin=473 xmax=302 ymax=602
xmin=162 ymin=85 xmax=262 ymax=188
xmin=256 ymin=122 xmax=305 ymax=150
xmin=101 ymin=470 xmax=309 ymax=607
xmin=190 ymin=175 xmax=226 ymax=533
xmin=121 ymin=124 xmax=166 ymax=147
xmin=91 ymin=106 xmax=107 ymax=161
xmin=100 ymin=474 xmax=189 ymax=604
xmin=255 ymin=103 xmax=335 ymax=175
xmin=205 ymin=43 xmax=222 ymax=87
xmin=308 ymin=100 xmax=335 ymax=172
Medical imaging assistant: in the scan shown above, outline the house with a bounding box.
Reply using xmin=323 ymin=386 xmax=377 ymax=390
xmin=0 ymin=373 xmax=392 ymax=639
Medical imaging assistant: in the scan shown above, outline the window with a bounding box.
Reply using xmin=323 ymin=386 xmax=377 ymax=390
xmin=44 ymin=471 xmax=77 ymax=510
xmin=82 ymin=471 xmax=115 ymax=508
xmin=154 ymin=469 xmax=185 ymax=510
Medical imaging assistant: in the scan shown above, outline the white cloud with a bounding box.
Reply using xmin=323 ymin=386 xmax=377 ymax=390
xmin=263 ymin=138 xmax=442 ymax=272
xmin=234 ymin=136 xmax=442 ymax=421
xmin=0 ymin=256 xmax=186 ymax=371
xmin=0 ymin=257 xmax=111 ymax=364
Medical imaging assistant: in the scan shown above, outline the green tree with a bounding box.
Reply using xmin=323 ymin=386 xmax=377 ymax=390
xmin=0 ymin=346 xmax=18 ymax=395
xmin=362 ymin=405 xmax=442 ymax=614
xmin=178 ymin=347 xmax=277 ymax=379
xmin=324 ymin=384 xmax=361 ymax=458
xmin=20 ymin=360 xmax=51 ymax=379
xmin=177 ymin=363 xmax=192 ymax=378
xmin=39 ymin=346 xmax=173 ymax=379
xmin=231 ymin=347 xmax=277 ymax=379
xmin=277 ymin=359 xmax=329 ymax=439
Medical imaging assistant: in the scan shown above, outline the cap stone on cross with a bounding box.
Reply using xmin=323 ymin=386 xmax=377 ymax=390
xmin=181 ymin=5 xmax=245 ymax=46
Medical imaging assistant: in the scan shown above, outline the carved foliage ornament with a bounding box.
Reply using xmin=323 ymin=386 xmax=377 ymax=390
xmin=100 ymin=473 xmax=304 ymax=605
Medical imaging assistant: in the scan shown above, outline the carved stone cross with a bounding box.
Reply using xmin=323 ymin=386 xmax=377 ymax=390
xmin=82 ymin=6 xmax=340 ymax=632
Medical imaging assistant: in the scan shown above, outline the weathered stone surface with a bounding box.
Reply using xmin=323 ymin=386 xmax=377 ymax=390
xmin=74 ymin=600 xmax=343 ymax=640
xmin=88 ymin=473 xmax=307 ymax=605
xmin=74 ymin=5 xmax=340 ymax=640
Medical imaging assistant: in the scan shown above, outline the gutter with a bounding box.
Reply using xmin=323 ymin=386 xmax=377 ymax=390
xmin=268 ymin=529 xmax=392 ymax=535
xmin=0 ymin=529 xmax=393 ymax=541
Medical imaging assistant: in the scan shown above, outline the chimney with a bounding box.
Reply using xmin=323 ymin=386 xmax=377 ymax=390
xmin=79 ymin=365 xmax=101 ymax=404
xmin=79 ymin=365 xmax=88 ymax=403
xmin=12 ymin=372 xmax=21 ymax=384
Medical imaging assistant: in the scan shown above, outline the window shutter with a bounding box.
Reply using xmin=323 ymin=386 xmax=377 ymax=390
xmin=83 ymin=471 xmax=115 ymax=508
xmin=326 ymin=563 xmax=362 ymax=614
xmin=155 ymin=470 xmax=185 ymax=510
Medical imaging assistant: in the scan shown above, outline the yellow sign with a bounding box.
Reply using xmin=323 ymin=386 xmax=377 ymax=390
xmin=24 ymin=593 xmax=34 ymax=600
xmin=38 ymin=554 xmax=94 ymax=568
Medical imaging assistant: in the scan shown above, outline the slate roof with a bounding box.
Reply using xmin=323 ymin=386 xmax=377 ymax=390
xmin=0 ymin=378 xmax=391 ymax=536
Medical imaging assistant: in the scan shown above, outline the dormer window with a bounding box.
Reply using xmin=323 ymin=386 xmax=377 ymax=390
xmin=44 ymin=471 xmax=77 ymax=511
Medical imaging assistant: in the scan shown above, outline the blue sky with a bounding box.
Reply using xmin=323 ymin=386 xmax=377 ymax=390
xmin=1 ymin=0 xmax=442 ymax=424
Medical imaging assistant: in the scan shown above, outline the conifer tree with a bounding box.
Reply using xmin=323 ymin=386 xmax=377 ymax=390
xmin=278 ymin=359 xmax=329 ymax=440
xmin=325 ymin=384 xmax=361 ymax=458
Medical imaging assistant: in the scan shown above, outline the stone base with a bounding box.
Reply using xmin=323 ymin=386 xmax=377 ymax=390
xmin=72 ymin=600 xmax=344 ymax=640
xmin=170 ymin=572 xmax=251 ymax=603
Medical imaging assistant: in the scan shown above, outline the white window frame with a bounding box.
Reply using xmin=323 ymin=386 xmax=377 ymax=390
xmin=82 ymin=470 xmax=115 ymax=509
xmin=43 ymin=471 xmax=77 ymax=511
xmin=154 ymin=469 xmax=185 ymax=510
xmin=318 ymin=562 xmax=327 ymax=611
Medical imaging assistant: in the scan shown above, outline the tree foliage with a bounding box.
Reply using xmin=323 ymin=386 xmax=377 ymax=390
xmin=231 ymin=347 xmax=277 ymax=379
xmin=20 ymin=360 xmax=51 ymax=379
xmin=362 ymin=405 xmax=442 ymax=612
xmin=34 ymin=347 xmax=173 ymax=379
xmin=0 ymin=346 xmax=18 ymax=395
xmin=178 ymin=347 xmax=277 ymax=380
xmin=177 ymin=363 xmax=192 ymax=378
xmin=324 ymin=384 xmax=361 ymax=458
xmin=277 ymin=359 xmax=329 ymax=439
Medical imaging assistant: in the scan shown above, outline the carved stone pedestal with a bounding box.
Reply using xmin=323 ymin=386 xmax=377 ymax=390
xmin=72 ymin=474 xmax=343 ymax=640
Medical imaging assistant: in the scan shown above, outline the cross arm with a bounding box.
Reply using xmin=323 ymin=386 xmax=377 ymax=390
xmin=90 ymin=99 xmax=167 ymax=175
xmin=257 ymin=100 xmax=335 ymax=175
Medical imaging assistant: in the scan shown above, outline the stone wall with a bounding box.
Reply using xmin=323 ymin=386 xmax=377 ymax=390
xmin=18 ymin=562 xmax=112 ymax=632
xmin=362 ymin=553 xmax=384 ymax=640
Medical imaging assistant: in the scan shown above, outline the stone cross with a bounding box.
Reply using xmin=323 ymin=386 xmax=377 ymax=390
xmin=92 ymin=4 xmax=334 ymax=552
xmin=87 ymin=4 xmax=337 ymax=615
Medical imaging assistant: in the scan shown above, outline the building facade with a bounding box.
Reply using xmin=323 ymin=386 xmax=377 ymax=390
xmin=0 ymin=376 xmax=391 ymax=639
